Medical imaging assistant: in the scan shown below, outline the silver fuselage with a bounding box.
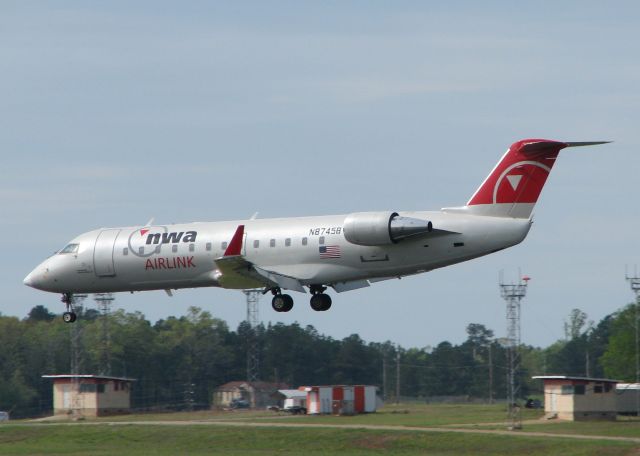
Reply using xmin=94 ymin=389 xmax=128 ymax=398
xmin=24 ymin=210 xmax=531 ymax=295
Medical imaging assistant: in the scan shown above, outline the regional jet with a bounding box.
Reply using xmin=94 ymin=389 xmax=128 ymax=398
xmin=24 ymin=139 xmax=608 ymax=322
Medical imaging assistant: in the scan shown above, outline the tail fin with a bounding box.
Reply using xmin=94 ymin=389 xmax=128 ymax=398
xmin=461 ymin=139 xmax=609 ymax=218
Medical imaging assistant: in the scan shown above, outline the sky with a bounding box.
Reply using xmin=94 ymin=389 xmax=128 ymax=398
xmin=1 ymin=1 xmax=639 ymax=349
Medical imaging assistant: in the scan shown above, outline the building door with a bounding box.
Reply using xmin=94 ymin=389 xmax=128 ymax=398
xmin=61 ymin=384 xmax=72 ymax=409
xmin=94 ymin=229 xmax=121 ymax=277
xmin=550 ymin=390 xmax=557 ymax=413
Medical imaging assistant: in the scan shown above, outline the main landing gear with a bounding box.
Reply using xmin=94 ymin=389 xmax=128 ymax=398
xmin=267 ymin=285 xmax=332 ymax=312
xmin=270 ymin=288 xmax=294 ymax=313
xmin=61 ymin=292 xmax=77 ymax=323
xmin=309 ymin=285 xmax=331 ymax=312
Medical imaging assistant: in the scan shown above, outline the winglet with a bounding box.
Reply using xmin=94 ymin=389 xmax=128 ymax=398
xmin=224 ymin=225 xmax=245 ymax=256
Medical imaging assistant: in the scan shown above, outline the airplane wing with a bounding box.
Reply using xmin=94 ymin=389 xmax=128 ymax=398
xmin=214 ymin=225 xmax=306 ymax=292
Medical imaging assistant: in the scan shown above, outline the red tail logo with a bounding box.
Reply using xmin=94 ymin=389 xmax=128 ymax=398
xmin=467 ymin=139 xmax=568 ymax=206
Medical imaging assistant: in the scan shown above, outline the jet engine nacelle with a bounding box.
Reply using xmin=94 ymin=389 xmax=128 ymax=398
xmin=343 ymin=211 xmax=433 ymax=246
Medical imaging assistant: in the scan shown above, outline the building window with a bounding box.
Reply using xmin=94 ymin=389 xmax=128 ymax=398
xmin=574 ymin=385 xmax=585 ymax=395
xmin=302 ymin=237 xmax=308 ymax=246
xmin=270 ymin=239 xmax=276 ymax=247
xmin=206 ymin=242 xmax=212 ymax=251
xmin=221 ymin=241 xmax=228 ymax=250
xmin=285 ymin=238 xmax=291 ymax=247
xmin=561 ymin=385 xmax=574 ymax=395
xmin=319 ymin=236 xmax=325 ymax=245
xmin=80 ymin=384 xmax=96 ymax=393
xmin=97 ymin=384 xmax=105 ymax=393
xmin=594 ymin=384 xmax=603 ymax=393
xmin=253 ymin=240 xmax=260 ymax=248
xmin=172 ymin=245 xmax=178 ymax=253
xmin=114 ymin=382 xmax=119 ymax=391
xmin=604 ymin=383 xmax=612 ymax=393
xmin=123 ymin=248 xmax=128 ymax=256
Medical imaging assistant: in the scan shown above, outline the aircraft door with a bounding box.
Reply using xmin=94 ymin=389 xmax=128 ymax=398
xmin=93 ymin=229 xmax=121 ymax=277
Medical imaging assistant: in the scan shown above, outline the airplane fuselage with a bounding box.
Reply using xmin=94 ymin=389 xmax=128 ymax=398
xmin=24 ymin=210 xmax=531 ymax=295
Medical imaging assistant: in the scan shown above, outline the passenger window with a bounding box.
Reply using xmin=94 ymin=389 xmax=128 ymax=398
xmin=59 ymin=243 xmax=79 ymax=254
xmin=221 ymin=241 xmax=228 ymax=250
xmin=302 ymin=237 xmax=308 ymax=246
xmin=206 ymin=242 xmax=212 ymax=251
xmin=285 ymin=238 xmax=291 ymax=247
xmin=189 ymin=244 xmax=195 ymax=252
xmin=253 ymin=240 xmax=260 ymax=248
xmin=123 ymin=248 xmax=128 ymax=256
xmin=270 ymin=239 xmax=276 ymax=247
xmin=138 ymin=247 xmax=145 ymax=255
xmin=172 ymin=245 xmax=178 ymax=253
xmin=319 ymin=236 xmax=325 ymax=245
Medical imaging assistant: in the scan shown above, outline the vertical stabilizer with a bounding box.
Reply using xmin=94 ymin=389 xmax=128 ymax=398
xmin=459 ymin=139 xmax=609 ymax=218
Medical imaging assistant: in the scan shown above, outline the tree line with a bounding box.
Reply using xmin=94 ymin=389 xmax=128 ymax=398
xmin=0 ymin=301 xmax=637 ymax=417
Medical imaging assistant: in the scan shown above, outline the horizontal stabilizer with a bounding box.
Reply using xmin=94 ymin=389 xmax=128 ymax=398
xmin=565 ymin=141 xmax=612 ymax=147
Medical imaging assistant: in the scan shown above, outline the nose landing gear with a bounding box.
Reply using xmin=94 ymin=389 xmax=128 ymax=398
xmin=61 ymin=292 xmax=77 ymax=323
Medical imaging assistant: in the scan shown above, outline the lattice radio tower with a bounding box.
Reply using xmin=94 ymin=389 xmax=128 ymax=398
xmin=625 ymin=267 xmax=640 ymax=416
xmin=499 ymin=272 xmax=529 ymax=430
xmin=244 ymin=290 xmax=261 ymax=383
xmin=70 ymin=294 xmax=87 ymax=418
xmin=94 ymin=293 xmax=114 ymax=375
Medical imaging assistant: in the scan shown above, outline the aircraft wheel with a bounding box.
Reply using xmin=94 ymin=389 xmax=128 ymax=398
xmin=272 ymin=294 xmax=294 ymax=312
xmin=62 ymin=312 xmax=77 ymax=323
xmin=310 ymin=293 xmax=331 ymax=311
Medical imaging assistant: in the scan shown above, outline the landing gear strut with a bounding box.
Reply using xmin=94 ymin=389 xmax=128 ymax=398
xmin=61 ymin=292 xmax=77 ymax=323
xmin=270 ymin=288 xmax=294 ymax=312
xmin=309 ymin=285 xmax=331 ymax=311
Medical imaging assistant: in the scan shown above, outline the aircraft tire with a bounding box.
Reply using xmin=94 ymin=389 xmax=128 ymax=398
xmin=310 ymin=294 xmax=331 ymax=311
xmin=272 ymin=294 xmax=294 ymax=312
xmin=63 ymin=312 xmax=77 ymax=323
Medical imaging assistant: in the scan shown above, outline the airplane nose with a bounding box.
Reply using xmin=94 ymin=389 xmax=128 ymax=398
xmin=23 ymin=271 xmax=36 ymax=288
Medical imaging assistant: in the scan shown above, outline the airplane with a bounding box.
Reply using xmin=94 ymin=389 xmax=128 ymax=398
xmin=24 ymin=139 xmax=609 ymax=323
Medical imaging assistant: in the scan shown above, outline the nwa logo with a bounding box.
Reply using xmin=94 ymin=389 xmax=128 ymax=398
xmin=128 ymin=226 xmax=197 ymax=258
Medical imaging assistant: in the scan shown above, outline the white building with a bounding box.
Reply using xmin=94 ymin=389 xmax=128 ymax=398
xmin=532 ymin=376 xmax=619 ymax=421
xmin=42 ymin=374 xmax=134 ymax=417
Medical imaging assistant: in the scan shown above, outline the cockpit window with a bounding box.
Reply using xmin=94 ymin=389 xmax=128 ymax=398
xmin=59 ymin=243 xmax=79 ymax=254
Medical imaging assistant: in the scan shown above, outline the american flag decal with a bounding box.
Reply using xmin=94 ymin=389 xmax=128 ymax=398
xmin=319 ymin=245 xmax=341 ymax=259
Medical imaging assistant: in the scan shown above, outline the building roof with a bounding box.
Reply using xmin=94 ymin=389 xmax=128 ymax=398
xmin=278 ymin=389 xmax=307 ymax=399
xmin=42 ymin=374 xmax=136 ymax=382
xmin=617 ymin=383 xmax=640 ymax=391
xmin=532 ymin=375 xmax=620 ymax=383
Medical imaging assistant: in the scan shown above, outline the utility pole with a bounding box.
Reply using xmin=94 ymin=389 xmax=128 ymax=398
xmin=395 ymin=346 xmax=400 ymax=405
xmin=488 ymin=342 xmax=494 ymax=405
xmin=626 ymin=269 xmax=640 ymax=417
xmin=382 ymin=353 xmax=387 ymax=401
xmin=244 ymin=290 xmax=261 ymax=385
xmin=499 ymin=272 xmax=529 ymax=430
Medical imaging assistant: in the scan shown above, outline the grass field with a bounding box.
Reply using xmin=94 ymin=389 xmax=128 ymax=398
xmin=0 ymin=403 xmax=638 ymax=455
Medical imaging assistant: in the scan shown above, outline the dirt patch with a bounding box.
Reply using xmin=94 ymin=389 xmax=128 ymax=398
xmin=353 ymin=434 xmax=400 ymax=449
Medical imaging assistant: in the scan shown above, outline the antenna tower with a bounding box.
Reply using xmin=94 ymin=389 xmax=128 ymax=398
xmin=244 ymin=290 xmax=261 ymax=384
xmin=69 ymin=294 xmax=87 ymax=418
xmin=94 ymin=293 xmax=114 ymax=375
xmin=626 ymin=267 xmax=640 ymax=416
xmin=499 ymin=272 xmax=529 ymax=430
